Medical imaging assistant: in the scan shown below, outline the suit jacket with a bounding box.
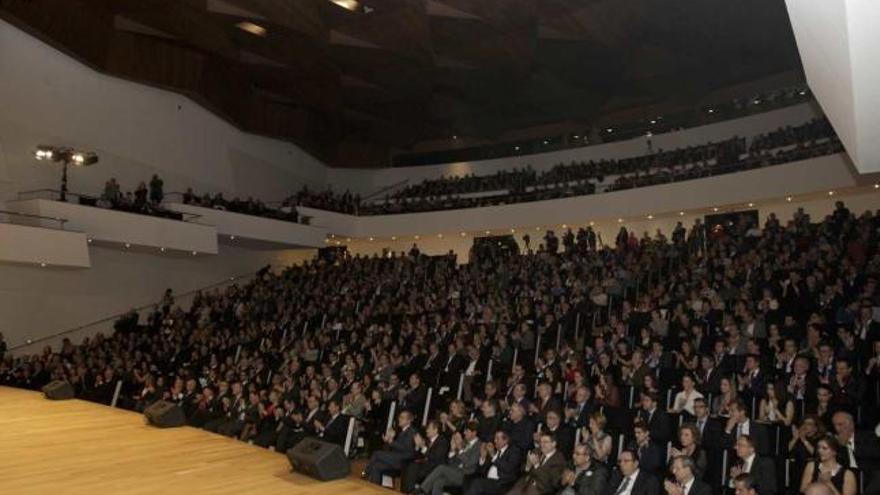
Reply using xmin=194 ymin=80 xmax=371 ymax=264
xmin=633 ymin=441 xmax=665 ymax=477
xmin=504 ymin=416 xmax=537 ymax=452
xmin=721 ymin=420 xmax=771 ymax=457
xmin=417 ymin=434 xmax=451 ymax=470
xmin=639 ymin=409 xmax=674 ymax=445
xmin=451 ymin=439 xmax=482 ymax=476
xmin=685 ymin=479 xmax=712 ymax=495
xmin=606 ymin=470 xmax=659 ymax=495
xmin=390 ymin=425 xmax=418 ymax=459
xmin=520 ymin=450 xmax=568 ymax=494
xmin=572 ymin=462 xmax=608 ymax=495
xmin=480 ymin=445 xmax=522 ymax=486
xmin=694 ymin=416 xmax=722 ymax=452
xmin=847 ymin=430 xmax=880 ymax=474
xmin=737 ymin=456 xmax=776 ymax=495
xmin=319 ymin=413 xmax=349 ymax=446
xmin=544 ymin=423 xmax=576 ymax=460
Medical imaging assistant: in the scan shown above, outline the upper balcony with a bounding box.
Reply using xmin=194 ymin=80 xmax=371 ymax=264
xmin=0 ymin=209 xmax=90 ymax=268
xmin=6 ymin=191 xmax=218 ymax=255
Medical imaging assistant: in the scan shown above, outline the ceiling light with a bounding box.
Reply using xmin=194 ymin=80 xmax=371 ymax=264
xmin=647 ymin=214 xmax=653 ymax=220
xmin=828 ymin=191 xmax=835 ymax=196
xmin=712 ymin=207 xmax=719 ymax=212
xmin=786 ymin=196 xmax=793 ymax=202
xmin=874 ymin=184 xmax=879 ymax=189
xmin=236 ymin=21 xmax=267 ymax=37
xmin=330 ymin=0 xmax=360 ymax=11
xmin=747 ymin=203 xmax=754 ymax=208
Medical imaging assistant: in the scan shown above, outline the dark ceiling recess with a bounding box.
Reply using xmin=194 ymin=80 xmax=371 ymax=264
xmin=0 ymin=0 xmax=804 ymax=167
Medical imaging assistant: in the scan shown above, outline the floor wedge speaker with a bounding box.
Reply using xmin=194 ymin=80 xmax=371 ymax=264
xmin=286 ymin=438 xmax=350 ymax=481
xmin=144 ymin=400 xmax=186 ymax=428
xmin=42 ymin=380 xmax=75 ymax=400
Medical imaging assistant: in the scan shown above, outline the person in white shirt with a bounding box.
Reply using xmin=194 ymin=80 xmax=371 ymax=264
xmin=670 ymin=374 xmax=704 ymax=416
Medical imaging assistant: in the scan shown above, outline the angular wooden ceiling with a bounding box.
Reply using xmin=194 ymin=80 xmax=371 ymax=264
xmin=0 ymin=0 xmax=804 ymax=167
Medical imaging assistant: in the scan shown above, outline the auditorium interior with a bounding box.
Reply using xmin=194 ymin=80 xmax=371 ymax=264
xmin=2 ymin=2 xmax=880 ymax=495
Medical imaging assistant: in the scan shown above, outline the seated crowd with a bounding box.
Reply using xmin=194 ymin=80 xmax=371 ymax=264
xmin=182 ymin=188 xmax=300 ymax=223
xmin=295 ymin=117 xmax=840 ymax=216
xmin=4 ymin=200 xmax=880 ymax=495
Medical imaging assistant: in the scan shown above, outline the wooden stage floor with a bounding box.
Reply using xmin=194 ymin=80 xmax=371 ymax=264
xmin=0 ymin=386 xmax=387 ymax=495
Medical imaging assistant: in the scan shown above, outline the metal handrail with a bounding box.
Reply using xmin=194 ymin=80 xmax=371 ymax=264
xmin=9 ymin=268 xmax=265 ymax=351
xmin=0 ymin=209 xmax=69 ymax=230
xmin=362 ymin=178 xmax=410 ymax=202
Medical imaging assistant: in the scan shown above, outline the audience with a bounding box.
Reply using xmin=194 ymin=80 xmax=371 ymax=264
xmin=3 ymin=200 xmax=880 ymax=495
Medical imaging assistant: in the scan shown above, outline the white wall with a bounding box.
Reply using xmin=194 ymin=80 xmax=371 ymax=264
xmin=0 ymin=244 xmax=316 ymax=351
xmin=8 ymin=199 xmax=219 ymax=254
xmin=0 ymin=223 xmax=90 ymax=268
xmin=328 ymin=102 xmax=824 ymax=194
xmin=0 ymin=18 xmax=328 ymax=205
xmin=168 ymin=203 xmax=328 ymax=248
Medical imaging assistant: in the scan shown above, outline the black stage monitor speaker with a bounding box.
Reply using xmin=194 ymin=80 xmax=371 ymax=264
xmin=144 ymin=400 xmax=186 ymax=428
xmin=287 ymin=438 xmax=350 ymax=481
xmin=43 ymin=380 xmax=75 ymax=400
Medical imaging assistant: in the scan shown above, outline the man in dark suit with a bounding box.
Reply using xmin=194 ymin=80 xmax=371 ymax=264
xmin=631 ymin=421 xmax=665 ymax=478
xmin=401 ymin=420 xmax=450 ymax=494
xmin=664 ymin=456 xmax=711 ymax=495
xmin=364 ymin=410 xmax=418 ymax=485
xmin=638 ymin=392 xmax=674 ymax=446
xmin=417 ymin=422 xmax=482 ymax=495
xmin=316 ymin=399 xmax=349 ymax=447
xmin=507 ymin=432 xmax=567 ymax=495
xmin=606 ymin=449 xmax=660 ymax=495
xmin=691 ymin=398 xmax=721 ymax=451
xmin=567 ymin=386 xmax=597 ymax=429
xmin=542 ymin=410 xmax=576 ymax=460
xmin=721 ymin=400 xmax=771 ymax=456
xmin=503 ymin=403 xmax=536 ymax=452
xmin=401 ymin=373 xmax=428 ymax=419
xmin=560 ymin=443 xmax=608 ymax=495
xmin=832 ymin=411 xmax=880 ymax=491
xmin=729 ymin=435 xmax=776 ymax=495
xmin=697 ymin=356 xmax=722 ymax=396
xmin=737 ymin=354 xmax=766 ymax=404
xmin=464 ymin=430 xmax=522 ymax=495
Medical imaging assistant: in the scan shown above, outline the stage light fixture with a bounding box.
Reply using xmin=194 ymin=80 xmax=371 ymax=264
xmin=33 ymin=145 xmax=98 ymax=201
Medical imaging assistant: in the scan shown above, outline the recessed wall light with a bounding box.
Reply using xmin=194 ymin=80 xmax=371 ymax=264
xmin=236 ymin=21 xmax=267 ymax=37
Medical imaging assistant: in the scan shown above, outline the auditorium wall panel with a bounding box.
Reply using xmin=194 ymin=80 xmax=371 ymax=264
xmin=0 ymin=19 xmax=326 ymax=204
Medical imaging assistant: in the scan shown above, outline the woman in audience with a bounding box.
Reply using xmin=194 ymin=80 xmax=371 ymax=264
xmin=759 ymin=381 xmax=795 ymax=427
xmin=800 ymin=436 xmax=857 ymax=495
xmin=670 ymin=374 xmax=704 ymax=417
xmin=789 ymin=415 xmax=825 ymax=492
xmin=711 ymin=377 xmax=738 ymax=417
xmin=669 ymin=423 xmax=707 ymax=479
xmin=581 ymin=411 xmax=613 ymax=466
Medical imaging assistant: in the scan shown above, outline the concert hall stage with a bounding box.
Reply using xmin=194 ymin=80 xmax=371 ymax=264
xmin=0 ymin=387 xmax=386 ymax=495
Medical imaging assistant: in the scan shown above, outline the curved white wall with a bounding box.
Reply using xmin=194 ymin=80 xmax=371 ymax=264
xmin=0 ymin=19 xmax=327 ymax=204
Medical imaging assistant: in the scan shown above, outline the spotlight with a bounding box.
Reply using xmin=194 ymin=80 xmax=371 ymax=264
xmin=33 ymin=146 xmax=98 ymax=201
xmin=786 ymin=196 xmax=793 ymax=202
xmin=191 ymin=251 xmax=198 ymax=256
xmin=124 ymin=243 xmax=131 ymax=249
xmin=874 ymin=184 xmax=879 ymax=189
xmin=40 ymin=262 xmax=47 ymax=268
xmin=748 ymin=203 xmax=754 ymax=208
xmin=712 ymin=207 xmax=719 ymax=212
xmin=828 ymin=191 xmax=835 ymax=196
xmin=160 ymin=247 xmax=166 ymax=252
xmin=679 ymin=211 xmax=685 ymax=216
xmin=368 ymin=237 xmax=374 ymax=241
xmin=647 ymin=215 xmax=653 ymax=220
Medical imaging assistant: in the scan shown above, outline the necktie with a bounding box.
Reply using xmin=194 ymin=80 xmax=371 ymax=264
xmin=614 ymin=476 xmax=631 ymax=495
xmin=735 ymin=423 xmax=741 ymax=438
